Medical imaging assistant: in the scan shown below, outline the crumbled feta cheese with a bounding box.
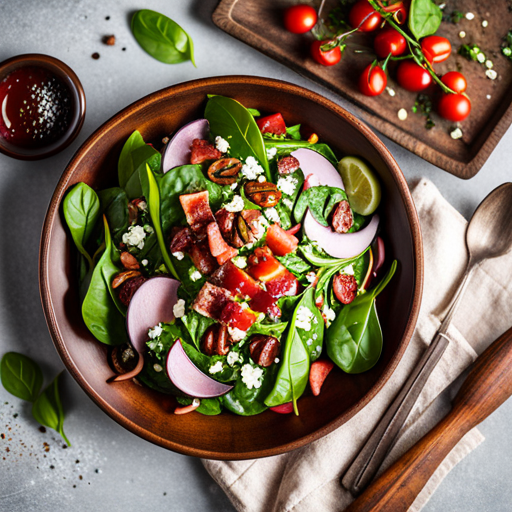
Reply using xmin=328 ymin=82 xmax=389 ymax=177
xmin=312 ymin=333 xmax=318 ymax=340
xmin=323 ymin=306 xmax=336 ymax=323
xmin=232 ymin=256 xmax=247 ymax=269
xmin=141 ymin=259 xmax=149 ymax=266
xmin=241 ymin=156 xmax=264 ymax=180
xmin=215 ymin=135 xmax=230 ymax=153
xmin=241 ymin=364 xmax=264 ymax=389
xmin=465 ymin=12 xmax=474 ymax=20
xmin=252 ymin=216 xmax=268 ymax=239
xmin=172 ymin=251 xmax=184 ymax=260
xmin=295 ymin=306 xmax=313 ymax=331
xmin=482 ymin=20 xmax=488 ymax=27
xmin=485 ymin=60 xmax=493 ymax=69
xmin=192 ymin=398 xmax=200 ymax=406
xmin=486 ymin=69 xmax=497 ymax=80
xmin=266 ymin=147 xmax=277 ymax=160
xmin=144 ymin=224 xmax=154 ymax=234
xmin=137 ymin=200 xmax=147 ymax=211
xmin=311 ymin=351 xmax=316 ymax=357
xmin=306 ymin=339 xmax=313 ymax=346
xmin=306 ymin=272 xmax=317 ymax=284
xmin=397 ymin=108 xmax=408 ymax=121
xmin=225 ymin=194 xmax=244 ymax=212
xmin=173 ymin=298 xmax=186 ymax=318
xmin=343 ymin=264 xmax=355 ymax=275
xmin=274 ymin=358 xmax=280 ymax=364
xmin=313 ymin=317 xmax=318 ymax=325
xmin=277 ymin=175 xmax=298 ymax=196
xmin=283 ymin=198 xmax=294 ymax=209
xmin=386 ymin=87 xmax=396 ymax=97
xmin=148 ymin=323 xmax=163 ymax=339
xmin=264 ymin=207 xmax=280 ymax=224
xmin=450 ymin=128 xmax=463 ymax=140
xmin=316 ymin=345 xmax=322 ymax=353
xmin=153 ymin=364 xmax=163 ymax=372
xmin=228 ymin=326 xmax=247 ymax=342
xmin=209 ymin=361 xmax=224 ymax=374
xmin=227 ymin=351 xmax=241 ymax=366
xmin=190 ymin=269 xmax=202 ymax=282
xmin=230 ymin=182 xmax=238 ymax=190
xmin=459 ymin=31 xmax=466 ymax=38
xmin=257 ymin=175 xmax=266 ymax=183
xmin=122 ymin=225 xmax=146 ymax=250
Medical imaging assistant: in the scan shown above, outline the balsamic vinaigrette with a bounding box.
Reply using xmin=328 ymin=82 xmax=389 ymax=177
xmin=0 ymin=66 xmax=73 ymax=149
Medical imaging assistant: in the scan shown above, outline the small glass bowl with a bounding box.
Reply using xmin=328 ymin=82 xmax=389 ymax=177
xmin=0 ymin=54 xmax=86 ymax=160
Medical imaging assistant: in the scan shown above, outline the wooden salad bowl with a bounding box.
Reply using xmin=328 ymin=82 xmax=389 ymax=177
xmin=39 ymin=76 xmax=423 ymax=460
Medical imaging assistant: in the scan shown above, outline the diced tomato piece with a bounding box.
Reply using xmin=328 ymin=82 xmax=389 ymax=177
xmin=207 ymin=222 xmax=232 ymax=257
xmin=247 ymin=247 xmax=285 ymax=282
xmin=256 ymin=113 xmax=286 ymax=136
xmin=219 ymin=301 xmax=257 ymax=331
xmin=250 ymin=290 xmax=281 ymax=317
xmin=286 ymin=223 xmax=301 ymax=236
xmin=265 ymin=272 xmax=300 ymax=298
xmin=309 ymin=360 xmax=335 ymax=396
xmin=270 ymin=402 xmax=294 ymax=414
xmin=210 ymin=261 xmax=261 ymax=299
xmin=266 ymin=223 xmax=299 ymax=256
xmin=190 ymin=139 xmax=221 ymax=164
xmin=216 ymin=246 xmax=238 ymax=265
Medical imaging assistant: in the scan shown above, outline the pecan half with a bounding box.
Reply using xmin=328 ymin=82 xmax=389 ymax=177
xmin=120 ymin=251 xmax=140 ymax=270
xmin=207 ymin=158 xmax=242 ymax=185
xmin=244 ymin=181 xmax=282 ymax=208
xmin=202 ymin=324 xmax=230 ymax=356
xmin=112 ymin=270 xmax=142 ymax=289
xmin=249 ymin=335 xmax=280 ymax=367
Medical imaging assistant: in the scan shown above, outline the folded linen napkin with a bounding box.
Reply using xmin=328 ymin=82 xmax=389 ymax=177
xmin=203 ymin=178 xmax=512 ymax=512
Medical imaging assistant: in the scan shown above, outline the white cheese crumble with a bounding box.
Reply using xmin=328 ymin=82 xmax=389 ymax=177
xmin=316 ymin=345 xmax=322 ymax=353
xmin=241 ymin=156 xmax=264 ymax=180
xmin=122 ymin=225 xmax=146 ymax=250
xmin=225 ymin=194 xmax=244 ymax=212
xmin=266 ymin=147 xmax=277 ymax=160
xmin=148 ymin=323 xmax=163 ymax=339
xmin=141 ymin=259 xmax=149 ymax=266
xmin=241 ymin=364 xmax=264 ymax=389
xmin=137 ymin=200 xmax=147 ymax=211
xmin=306 ymin=272 xmax=317 ymax=283
xmin=283 ymin=198 xmax=294 ymax=209
xmin=209 ymin=361 xmax=224 ymax=374
xmin=172 ymin=251 xmax=184 ymax=260
xmin=486 ymin=69 xmax=497 ymax=80
xmin=397 ymin=108 xmax=408 ymax=121
xmin=465 ymin=12 xmax=474 ymax=20
xmin=257 ymin=175 xmax=266 ymax=183
xmin=323 ymin=306 xmax=336 ymax=324
xmin=173 ymin=298 xmax=186 ymax=318
xmin=228 ymin=326 xmax=247 ymax=342
xmin=230 ymin=182 xmax=238 ymax=190
xmin=252 ymin=216 xmax=268 ymax=239
xmin=227 ymin=351 xmax=241 ymax=366
xmin=306 ymin=339 xmax=313 ymax=346
xmin=232 ymin=256 xmax=247 ymax=269
xmin=264 ymin=207 xmax=280 ymax=224
xmin=343 ymin=264 xmax=355 ymax=275
xmin=450 ymin=128 xmax=463 ymax=140
xmin=274 ymin=358 xmax=280 ymax=364
xmin=277 ymin=175 xmax=298 ymax=196
xmin=153 ymin=364 xmax=163 ymax=372
xmin=312 ymin=333 xmax=318 ymax=340
xmin=192 ymin=398 xmax=200 ymax=407
xmin=295 ymin=306 xmax=313 ymax=331
xmin=190 ymin=269 xmax=202 ymax=282
xmin=144 ymin=224 xmax=154 ymax=234
xmin=215 ymin=135 xmax=230 ymax=153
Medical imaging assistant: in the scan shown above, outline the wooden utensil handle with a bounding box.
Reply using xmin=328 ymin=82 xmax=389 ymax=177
xmin=346 ymin=326 xmax=512 ymax=512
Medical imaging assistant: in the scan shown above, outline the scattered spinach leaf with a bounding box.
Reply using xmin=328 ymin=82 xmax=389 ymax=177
xmin=247 ymin=108 xmax=261 ymax=117
xmin=181 ymin=311 xmax=216 ymax=351
xmin=277 ymin=252 xmax=311 ymax=277
xmin=294 ymin=185 xmax=347 ymax=226
xmin=408 ymin=0 xmax=442 ymax=40
xmin=286 ymin=124 xmax=302 ymax=140
xmin=181 ymin=341 xmax=238 ymax=383
xmin=0 ymin=352 xmax=43 ymax=402
xmin=98 ymin=187 xmax=129 ymax=246
xmin=247 ymin=320 xmax=289 ymax=338
xmin=275 ymin=168 xmax=304 ymax=230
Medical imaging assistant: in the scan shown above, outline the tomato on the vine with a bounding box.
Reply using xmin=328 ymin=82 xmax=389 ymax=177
xmin=438 ymin=93 xmax=471 ymax=122
xmin=396 ymin=61 xmax=432 ymax=92
xmin=441 ymin=71 xmax=467 ymax=94
xmin=310 ymin=40 xmax=342 ymax=66
xmin=374 ymin=28 xmax=406 ymax=58
xmin=420 ymin=36 xmax=452 ymax=63
xmin=359 ymin=63 xmax=387 ymax=96
xmin=283 ymin=4 xmax=318 ymax=34
xmin=349 ymin=1 xmax=382 ymax=32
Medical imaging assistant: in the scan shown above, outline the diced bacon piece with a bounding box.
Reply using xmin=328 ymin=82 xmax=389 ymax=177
xmin=192 ymin=282 xmax=232 ymax=320
xmin=207 ymin=222 xmax=232 ymax=257
xmin=216 ymin=246 xmax=238 ymax=265
xmin=250 ymin=290 xmax=281 ymax=317
xmin=210 ymin=261 xmax=261 ymax=299
xmin=215 ymin=208 xmax=235 ymax=239
xmin=256 ymin=113 xmax=286 ymax=136
xmin=309 ymin=360 xmax=335 ymax=396
xmin=265 ymin=271 xmax=300 ymax=298
xmin=266 ymin=223 xmax=299 ymax=256
xmin=169 ymin=226 xmax=194 ymax=254
xmin=190 ymin=138 xmax=221 ymax=164
xmin=219 ymin=302 xmax=257 ymax=331
xmin=179 ymin=191 xmax=215 ymax=235
xmin=189 ymin=239 xmax=218 ymax=275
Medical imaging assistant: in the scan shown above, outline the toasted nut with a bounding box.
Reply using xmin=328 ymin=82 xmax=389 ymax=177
xmin=103 ymin=35 xmax=116 ymax=45
xmin=244 ymin=181 xmax=282 ymax=208
xmin=208 ymin=158 xmax=242 ymax=185
xmin=308 ymin=133 xmax=319 ymax=144
xmin=201 ymin=324 xmax=230 ymax=356
xmin=249 ymin=335 xmax=280 ymax=367
xmin=112 ymin=270 xmax=141 ymax=289
xmin=110 ymin=344 xmax=138 ymax=374
xmin=120 ymin=251 xmax=140 ymax=270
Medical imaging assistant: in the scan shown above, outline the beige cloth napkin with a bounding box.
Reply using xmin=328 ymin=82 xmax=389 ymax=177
xmin=203 ymin=178 xmax=512 ymax=512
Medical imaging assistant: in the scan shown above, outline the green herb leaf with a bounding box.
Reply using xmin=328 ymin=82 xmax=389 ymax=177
xmin=247 ymin=108 xmax=261 ymax=117
xmin=0 ymin=352 xmax=43 ymax=402
xmin=247 ymin=320 xmax=289 ymax=338
xmin=275 ymin=169 xmax=304 ymax=230
xmin=118 ymin=130 xmax=146 ymax=190
xmin=294 ymin=185 xmax=347 ymax=226
xmin=97 ymin=187 xmax=129 ymax=246
xmin=286 ymin=124 xmax=302 ymax=140
xmin=181 ymin=311 xmax=216 ymax=351
xmin=131 ymin=9 xmax=195 ymax=66
xmin=32 ymin=373 xmax=70 ymax=446
xmin=409 ymin=0 xmax=442 ymax=40
xmin=276 ymin=253 xmax=311 ymax=277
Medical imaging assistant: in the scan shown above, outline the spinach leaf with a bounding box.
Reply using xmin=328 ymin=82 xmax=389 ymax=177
xmin=137 ymin=231 xmax=163 ymax=274
xmin=295 ymin=287 xmax=324 ymax=362
xmin=326 ymin=261 xmax=397 ymax=374
xmin=62 ymin=183 xmax=100 ymax=270
xmin=82 ymin=217 xmax=128 ymax=345
xmin=118 ymin=130 xmax=145 ymax=188
xmin=172 ymin=254 xmax=206 ymax=297
xmin=181 ymin=311 xmax=216 ymax=351
xmin=277 ymin=253 xmax=311 ymax=277
xmin=176 ymin=396 xmax=222 ymax=415
xmin=146 ymin=322 xmax=182 ymax=361
xmin=286 ymin=124 xmax=302 ymax=140
xmin=247 ymin=108 xmax=261 ymax=117
xmin=247 ymin=320 xmax=289 ymax=338
xmin=300 ymin=238 xmax=359 ymax=268
xmin=0 ymin=352 xmax=43 ymax=402
xmin=98 ymin=187 xmax=129 ymax=246
xmin=205 ymin=95 xmax=270 ymax=180
xmin=264 ymin=139 xmax=338 ymax=166
xmin=294 ymin=186 xmax=347 ymax=226
xmin=275 ymin=169 xmax=304 ymax=230
xmin=139 ymin=354 xmax=183 ymax=395
xmin=32 ymin=373 xmax=70 ymax=446
xmin=409 ymin=0 xmax=442 ymax=39
xmin=131 ymin=9 xmax=195 ymax=66
xmin=348 ymin=213 xmax=367 ymax=233
xmin=181 ymin=341 xmax=238 ymax=383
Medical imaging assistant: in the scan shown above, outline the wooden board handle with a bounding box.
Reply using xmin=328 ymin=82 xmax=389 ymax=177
xmin=346 ymin=326 xmax=512 ymax=512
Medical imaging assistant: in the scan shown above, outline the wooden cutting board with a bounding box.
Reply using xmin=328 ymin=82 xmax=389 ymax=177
xmin=213 ymin=0 xmax=512 ymax=179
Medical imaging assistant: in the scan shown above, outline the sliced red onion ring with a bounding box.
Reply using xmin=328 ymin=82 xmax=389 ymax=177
xmin=162 ymin=119 xmax=210 ymax=173
xmin=166 ymin=340 xmax=233 ymax=398
xmin=373 ymin=236 xmax=385 ymax=277
xmin=304 ymin=211 xmax=379 ymax=259
xmin=291 ymin=148 xmax=344 ymax=189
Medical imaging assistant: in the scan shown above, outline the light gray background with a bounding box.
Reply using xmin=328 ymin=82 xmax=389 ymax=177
xmin=1 ymin=1 xmax=511 ymax=511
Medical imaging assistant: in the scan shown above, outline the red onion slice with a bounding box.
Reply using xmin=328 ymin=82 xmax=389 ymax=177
xmin=166 ymin=340 xmax=233 ymax=398
xmin=291 ymin=148 xmax=344 ymax=189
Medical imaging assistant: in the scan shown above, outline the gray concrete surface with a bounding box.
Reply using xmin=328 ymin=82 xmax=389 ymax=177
xmin=0 ymin=1 xmax=511 ymax=511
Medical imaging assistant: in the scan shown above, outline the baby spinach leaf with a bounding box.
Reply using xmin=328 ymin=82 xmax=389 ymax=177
xmin=0 ymin=352 xmax=43 ymax=402
xmin=131 ymin=9 xmax=195 ymax=66
xmin=247 ymin=108 xmax=261 ymax=117
xmin=176 ymin=396 xmax=222 ymax=415
xmin=139 ymin=353 xmax=184 ymax=395
xmin=118 ymin=130 xmax=145 ymax=187
xmin=275 ymin=168 xmax=304 ymax=230
xmin=32 ymin=373 xmax=70 ymax=446
xmin=82 ymin=217 xmax=128 ymax=345
xmin=409 ymin=0 xmax=442 ymax=39
xmin=295 ymin=288 xmax=324 ymax=362
xmin=181 ymin=311 xmax=216 ymax=351
xmin=63 ymin=183 xmax=100 ymax=270
xmin=205 ymin=95 xmax=270 ymax=180
xmin=98 ymin=187 xmax=129 ymax=246
xmin=277 ymin=253 xmax=311 ymax=277
xmin=326 ymin=261 xmax=397 ymax=374
xmin=286 ymin=124 xmax=302 ymax=140
xmin=247 ymin=320 xmax=289 ymax=338
xmin=181 ymin=341 xmax=238 ymax=383
xmin=294 ymin=186 xmax=347 ymax=226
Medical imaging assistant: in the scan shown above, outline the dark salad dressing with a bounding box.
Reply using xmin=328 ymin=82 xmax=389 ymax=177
xmin=0 ymin=66 xmax=73 ymax=148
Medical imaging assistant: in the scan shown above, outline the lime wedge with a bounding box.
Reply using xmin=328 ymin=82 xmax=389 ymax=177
xmin=337 ymin=156 xmax=381 ymax=215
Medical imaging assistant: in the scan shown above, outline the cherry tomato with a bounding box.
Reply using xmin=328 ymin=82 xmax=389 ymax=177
xmin=283 ymin=4 xmax=318 ymax=34
xmin=373 ymin=28 xmax=406 ymax=58
xmin=441 ymin=71 xmax=467 ymax=93
xmin=359 ymin=64 xmax=387 ymax=96
xmin=420 ymin=36 xmax=451 ymax=63
xmin=349 ymin=1 xmax=382 ymax=32
xmin=310 ymin=40 xmax=342 ymax=66
xmin=438 ymin=93 xmax=471 ymax=122
xmin=396 ymin=61 xmax=432 ymax=92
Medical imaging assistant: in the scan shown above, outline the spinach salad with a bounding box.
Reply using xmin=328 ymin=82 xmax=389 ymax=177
xmin=63 ymin=95 xmax=396 ymax=417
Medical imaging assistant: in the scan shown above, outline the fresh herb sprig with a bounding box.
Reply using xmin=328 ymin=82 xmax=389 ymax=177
xmin=412 ymin=94 xmax=435 ymax=129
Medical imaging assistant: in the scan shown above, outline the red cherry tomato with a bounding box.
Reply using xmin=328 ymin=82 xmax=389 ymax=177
xmin=283 ymin=4 xmax=318 ymax=34
xmin=373 ymin=28 xmax=407 ymax=58
xmin=396 ymin=61 xmax=432 ymax=92
xmin=310 ymin=40 xmax=342 ymax=66
xmin=359 ymin=64 xmax=387 ymax=96
xmin=420 ymin=36 xmax=451 ymax=63
xmin=441 ymin=71 xmax=467 ymax=93
xmin=349 ymin=1 xmax=382 ymax=32
xmin=438 ymin=93 xmax=471 ymax=122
